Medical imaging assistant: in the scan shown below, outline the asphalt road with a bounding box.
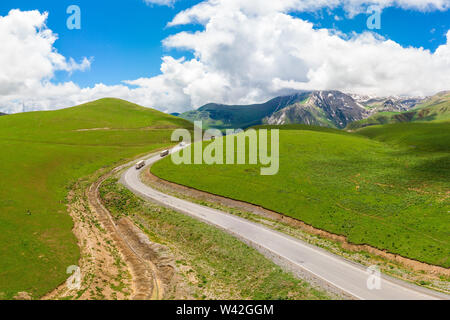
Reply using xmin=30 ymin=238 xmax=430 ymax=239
xmin=121 ymin=146 xmax=448 ymax=300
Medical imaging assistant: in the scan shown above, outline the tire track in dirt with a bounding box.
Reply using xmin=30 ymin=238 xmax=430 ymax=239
xmin=44 ymin=153 xmax=181 ymax=300
xmin=89 ymin=173 xmax=164 ymax=300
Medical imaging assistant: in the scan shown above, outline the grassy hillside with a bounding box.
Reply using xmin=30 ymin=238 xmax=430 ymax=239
xmin=347 ymin=94 xmax=450 ymax=130
xmin=413 ymin=91 xmax=450 ymax=110
xmin=0 ymin=98 xmax=192 ymax=299
xmin=99 ymin=179 xmax=328 ymax=300
xmin=151 ymin=123 xmax=450 ymax=267
xmin=357 ymin=122 xmax=450 ymax=153
xmin=253 ymin=124 xmax=353 ymax=135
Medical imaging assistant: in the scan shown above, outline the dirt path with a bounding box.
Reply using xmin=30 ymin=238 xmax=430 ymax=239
xmin=43 ymin=179 xmax=135 ymax=300
xmin=44 ymin=166 xmax=172 ymax=300
xmin=89 ymin=174 xmax=163 ymax=300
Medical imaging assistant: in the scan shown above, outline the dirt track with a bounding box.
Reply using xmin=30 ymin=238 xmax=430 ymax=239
xmin=44 ymin=167 xmax=174 ymax=300
xmin=89 ymin=174 xmax=163 ymax=300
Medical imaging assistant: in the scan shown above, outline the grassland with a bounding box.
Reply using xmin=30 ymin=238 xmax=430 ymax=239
xmin=151 ymin=122 xmax=450 ymax=268
xmin=99 ymin=178 xmax=329 ymax=300
xmin=0 ymin=98 xmax=192 ymax=299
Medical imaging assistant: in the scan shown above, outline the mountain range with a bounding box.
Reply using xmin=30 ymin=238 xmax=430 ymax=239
xmin=347 ymin=91 xmax=450 ymax=130
xmin=180 ymin=92 xmax=312 ymax=129
xmin=179 ymin=90 xmax=450 ymax=130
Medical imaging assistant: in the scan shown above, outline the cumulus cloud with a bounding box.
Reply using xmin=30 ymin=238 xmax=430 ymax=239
xmin=155 ymin=0 xmax=450 ymax=107
xmin=0 ymin=10 xmax=91 ymax=113
xmin=168 ymin=0 xmax=450 ymax=25
xmin=1 ymin=2 xmax=450 ymax=114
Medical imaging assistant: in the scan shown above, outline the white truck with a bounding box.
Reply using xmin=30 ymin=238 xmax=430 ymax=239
xmin=160 ymin=149 xmax=170 ymax=157
xmin=135 ymin=160 xmax=145 ymax=170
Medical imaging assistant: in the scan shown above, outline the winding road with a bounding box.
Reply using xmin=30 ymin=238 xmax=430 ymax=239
xmin=120 ymin=146 xmax=448 ymax=300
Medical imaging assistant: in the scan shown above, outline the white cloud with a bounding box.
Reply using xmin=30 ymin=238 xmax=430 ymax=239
xmin=156 ymin=0 xmax=450 ymax=106
xmin=0 ymin=10 xmax=91 ymax=113
xmin=168 ymin=0 xmax=450 ymax=26
xmin=1 ymin=3 xmax=450 ymax=114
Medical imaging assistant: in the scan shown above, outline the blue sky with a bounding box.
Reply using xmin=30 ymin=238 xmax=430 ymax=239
xmin=296 ymin=7 xmax=450 ymax=50
xmin=1 ymin=0 xmax=449 ymax=113
xmin=1 ymin=0 xmax=448 ymax=88
xmin=0 ymin=0 xmax=204 ymax=87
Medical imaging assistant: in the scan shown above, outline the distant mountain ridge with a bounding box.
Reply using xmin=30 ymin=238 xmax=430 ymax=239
xmin=349 ymin=94 xmax=425 ymax=113
xmin=180 ymin=90 xmax=419 ymax=129
xmin=180 ymin=92 xmax=312 ymax=129
xmin=178 ymin=90 xmax=450 ymax=130
xmin=347 ymin=91 xmax=450 ymax=130
xmin=264 ymin=91 xmax=369 ymax=129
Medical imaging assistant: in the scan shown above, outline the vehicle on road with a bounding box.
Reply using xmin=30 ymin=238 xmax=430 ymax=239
xmin=160 ymin=149 xmax=170 ymax=157
xmin=135 ymin=160 xmax=145 ymax=170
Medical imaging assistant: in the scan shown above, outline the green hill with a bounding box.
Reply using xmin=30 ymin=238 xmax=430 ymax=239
xmin=152 ymin=123 xmax=450 ymax=267
xmin=413 ymin=91 xmax=450 ymax=109
xmin=357 ymin=122 xmax=450 ymax=153
xmin=253 ymin=123 xmax=353 ymax=136
xmin=0 ymin=98 xmax=192 ymax=299
xmin=347 ymin=93 xmax=450 ymax=130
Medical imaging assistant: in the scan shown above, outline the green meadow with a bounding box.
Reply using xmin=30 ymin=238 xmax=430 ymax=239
xmin=0 ymin=98 xmax=192 ymax=299
xmin=151 ymin=122 xmax=450 ymax=267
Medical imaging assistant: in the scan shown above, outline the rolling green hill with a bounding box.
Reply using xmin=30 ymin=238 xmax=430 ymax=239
xmin=253 ymin=123 xmax=354 ymax=136
xmin=357 ymin=122 xmax=450 ymax=153
xmin=0 ymin=98 xmax=192 ymax=299
xmin=347 ymin=93 xmax=450 ymax=130
xmin=152 ymin=122 xmax=450 ymax=267
xmin=413 ymin=91 xmax=450 ymax=109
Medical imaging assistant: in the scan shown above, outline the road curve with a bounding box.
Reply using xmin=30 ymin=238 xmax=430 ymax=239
xmin=121 ymin=146 xmax=448 ymax=300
